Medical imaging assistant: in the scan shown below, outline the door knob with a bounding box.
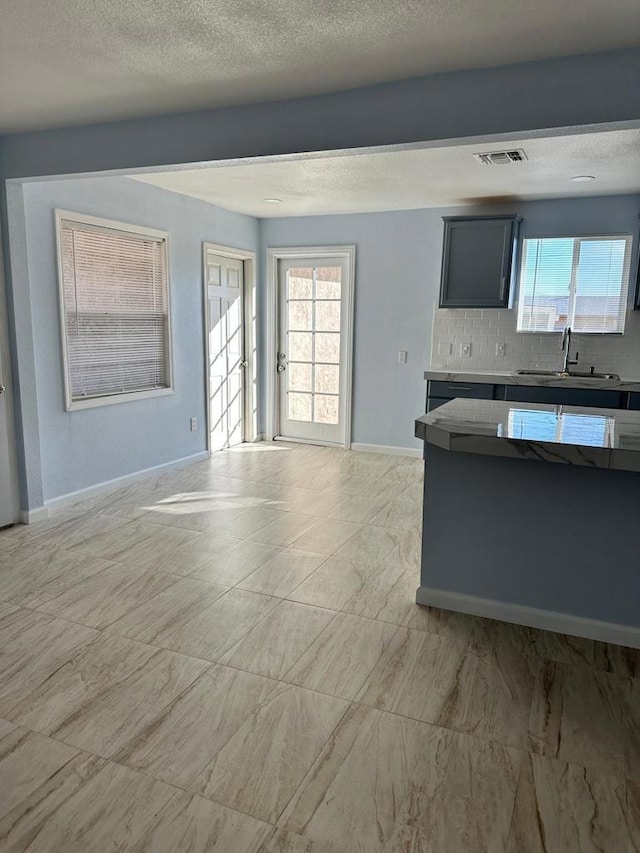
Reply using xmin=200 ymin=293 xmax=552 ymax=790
xmin=240 ymin=360 xmax=248 ymax=368
xmin=0 ymin=385 xmax=5 ymax=395
xmin=277 ymin=365 xmax=286 ymax=372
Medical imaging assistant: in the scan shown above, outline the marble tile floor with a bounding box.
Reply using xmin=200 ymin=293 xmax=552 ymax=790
xmin=0 ymin=441 xmax=638 ymax=852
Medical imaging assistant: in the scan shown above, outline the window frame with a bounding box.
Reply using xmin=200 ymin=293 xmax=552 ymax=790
xmin=516 ymin=232 xmax=634 ymax=335
xmin=55 ymin=209 xmax=174 ymax=412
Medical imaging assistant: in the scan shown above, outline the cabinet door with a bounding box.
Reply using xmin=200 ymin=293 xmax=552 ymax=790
xmin=504 ymin=385 xmax=623 ymax=408
xmin=428 ymin=381 xmax=496 ymax=400
xmin=427 ymin=397 xmax=450 ymax=412
xmin=439 ymin=217 xmax=517 ymax=309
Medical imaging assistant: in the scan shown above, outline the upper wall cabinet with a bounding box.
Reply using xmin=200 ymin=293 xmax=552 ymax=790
xmin=439 ymin=215 xmax=520 ymax=309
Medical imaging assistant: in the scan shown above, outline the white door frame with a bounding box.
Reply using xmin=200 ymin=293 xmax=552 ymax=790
xmin=266 ymin=245 xmax=356 ymax=449
xmin=202 ymin=242 xmax=258 ymax=452
xmin=0 ymin=235 xmax=19 ymax=525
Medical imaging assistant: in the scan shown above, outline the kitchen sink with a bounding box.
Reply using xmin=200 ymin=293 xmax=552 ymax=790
xmin=516 ymin=369 xmax=620 ymax=380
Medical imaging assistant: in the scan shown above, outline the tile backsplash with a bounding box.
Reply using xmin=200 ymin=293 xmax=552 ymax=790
xmin=430 ymin=308 xmax=640 ymax=378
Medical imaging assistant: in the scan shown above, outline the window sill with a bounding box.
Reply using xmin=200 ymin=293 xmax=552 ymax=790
xmin=516 ymin=330 xmax=625 ymax=336
xmin=66 ymin=387 xmax=174 ymax=412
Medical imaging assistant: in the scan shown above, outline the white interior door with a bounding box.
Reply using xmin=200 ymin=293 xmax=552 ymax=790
xmin=0 ymin=333 xmax=14 ymax=527
xmin=277 ymin=256 xmax=352 ymax=446
xmin=205 ymin=249 xmax=245 ymax=451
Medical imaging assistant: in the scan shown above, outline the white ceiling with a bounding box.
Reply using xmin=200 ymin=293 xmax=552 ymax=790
xmin=130 ymin=129 xmax=640 ymax=217
xmin=1 ymin=0 xmax=640 ymax=133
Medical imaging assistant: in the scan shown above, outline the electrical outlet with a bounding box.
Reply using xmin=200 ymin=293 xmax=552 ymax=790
xmin=398 ymin=350 xmax=408 ymax=364
xmin=190 ymin=417 xmax=198 ymax=432
xmin=496 ymin=342 xmax=506 ymax=357
xmin=461 ymin=342 xmax=472 ymax=358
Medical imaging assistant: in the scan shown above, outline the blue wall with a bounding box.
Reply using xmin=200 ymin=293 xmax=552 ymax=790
xmin=1 ymin=45 xmax=639 ymax=508
xmin=11 ymin=176 xmax=258 ymax=502
xmin=7 ymin=173 xmax=640 ymax=505
xmin=260 ymin=210 xmax=441 ymax=449
xmin=261 ymin=194 xmax=640 ymax=449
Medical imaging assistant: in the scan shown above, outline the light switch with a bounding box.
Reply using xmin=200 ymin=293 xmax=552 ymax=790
xmin=461 ymin=342 xmax=472 ymax=358
xmin=398 ymin=350 xmax=408 ymax=364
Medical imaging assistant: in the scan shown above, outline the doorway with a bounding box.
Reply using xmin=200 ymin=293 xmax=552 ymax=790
xmin=267 ymin=246 xmax=355 ymax=448
xmin=203 ymin=243 xmax=257 ymax=452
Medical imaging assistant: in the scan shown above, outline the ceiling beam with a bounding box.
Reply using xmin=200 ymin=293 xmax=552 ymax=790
xmin=1 ymin=48 xmax=639 ymax=181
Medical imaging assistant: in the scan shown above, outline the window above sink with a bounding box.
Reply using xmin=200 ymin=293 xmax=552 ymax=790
xmin=516 ymin=235 xmax=633 ymax=335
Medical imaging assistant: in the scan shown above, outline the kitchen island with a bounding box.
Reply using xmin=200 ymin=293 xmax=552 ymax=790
xmin=415 ymin=398 xmax=640 ymax=648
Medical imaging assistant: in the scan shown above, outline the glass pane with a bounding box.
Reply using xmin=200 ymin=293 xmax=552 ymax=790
xmin=289 ymin=392 xmax=312 ymax=422
xmin=288 ymin=269 xmax=313 ymax=299
xmin=289 ymin=363 xmax=312 ymax=392
xmin=517 ymin=238 xmax=573 ymax=333
xmin=315 ymin=333 xmax=340 ymax=364
xmin=315 ymin=267 xmax=342 ymax=299
xmin=288 ymin=300 xmax=313 ymax=331
xmin=288 ymin=332 xmax=313 ymax=361
xmin=315 ymin=300 xmax=341 ymax=332
xmin=573 ymin=239 xmax=629 ymax=333
xmin=315 ymin=364 xmax=339 ymax=394
xmin=315 ymin=394 xmax=339 ymax=424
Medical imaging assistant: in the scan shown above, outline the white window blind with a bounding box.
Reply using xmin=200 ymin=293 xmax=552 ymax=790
xmin=57 ymin=214 xmax=171 ymax=407
xmin=517 ymin=235 xmax=633 ymax=334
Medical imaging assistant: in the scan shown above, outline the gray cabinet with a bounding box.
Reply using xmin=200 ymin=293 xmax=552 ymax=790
xmin=429 ymin=380 xmax=495 ymax=400
xmin=439 ymin=215 xmax=520 ymax=309
xmin=426 ymin=381 xmax=498 ymax=413
xmin=427 ymin=380 xmax=631 ymax=412
xmin=504 ymin=385 xmax=624 ymax=409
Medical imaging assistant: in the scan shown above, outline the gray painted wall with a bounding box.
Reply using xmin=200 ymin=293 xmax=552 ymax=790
xmin=10 ymin=176 xmax=258 ymax=503
xmin=421 ymin=444 xmax=640 ymax=631
xmin=1 ymin=48 xmax=638 ymax=180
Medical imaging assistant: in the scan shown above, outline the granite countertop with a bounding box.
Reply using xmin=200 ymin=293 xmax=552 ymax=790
xmin=415 ymin=398 xmax=640 ymax=472
xmin=424 ymin=369 xmax=640 ymax=392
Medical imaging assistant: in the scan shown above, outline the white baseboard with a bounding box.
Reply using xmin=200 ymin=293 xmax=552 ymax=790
xmin=416 ymin=586 xmax=640 ymax=649
xmin=351 ymin=442 xmax=423 ymax=458
xmin=38 ymin=451 xmax=210 ymax=518
xmin=19 ymin=506 xmax=50 ymax=525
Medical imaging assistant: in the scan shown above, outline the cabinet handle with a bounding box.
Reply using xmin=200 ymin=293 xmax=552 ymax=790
xmin=449 ymin=385 xmax=473 ymax=392
xmin=499 ymin=276 xmax=506 ymax=299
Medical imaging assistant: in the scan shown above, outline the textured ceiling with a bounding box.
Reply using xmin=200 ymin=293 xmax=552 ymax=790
xmin=130 ymin=129 xmax=640 ymax=217
xmin=1 ymin=0 xmax=640 ymax=132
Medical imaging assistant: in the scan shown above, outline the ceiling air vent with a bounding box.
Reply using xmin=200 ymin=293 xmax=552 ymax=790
xmin=473 ymin=149 xmax=528 ymax=165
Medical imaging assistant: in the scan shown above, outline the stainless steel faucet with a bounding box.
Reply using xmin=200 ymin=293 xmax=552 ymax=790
xmin=561 ymin=326 xmax=579 ymax=374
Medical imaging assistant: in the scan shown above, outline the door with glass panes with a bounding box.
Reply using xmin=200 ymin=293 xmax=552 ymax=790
xmin=277 ymin=256 xmax=351 ymax=445
xmin=205 ymin=248 xmax=245 ymax=451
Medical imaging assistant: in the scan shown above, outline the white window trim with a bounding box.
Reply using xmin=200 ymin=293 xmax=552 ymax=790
xmin=55 ymin=209 xmax=174 ymax=412
xmin=516 ymin=232 xmax=634 ymax=335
